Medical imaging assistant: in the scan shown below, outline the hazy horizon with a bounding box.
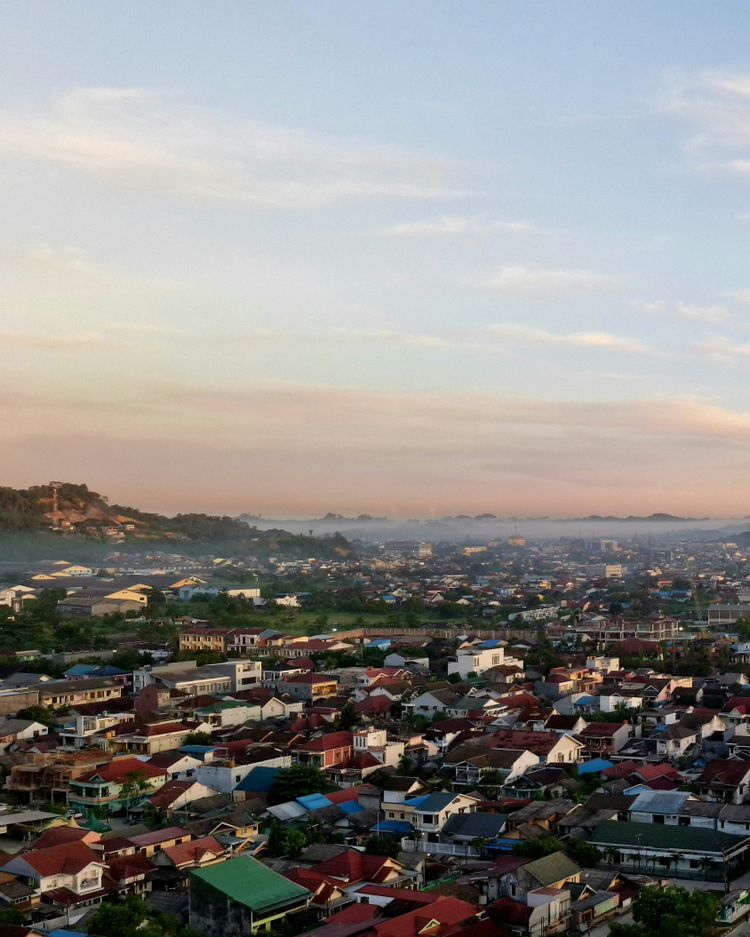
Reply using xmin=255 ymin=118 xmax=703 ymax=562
xmin=5 ymin=3 xmax=750 ymax=516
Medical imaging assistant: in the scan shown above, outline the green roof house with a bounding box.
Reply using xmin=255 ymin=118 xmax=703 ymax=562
xmin=189 ymin=855 xmax=312 ymax=934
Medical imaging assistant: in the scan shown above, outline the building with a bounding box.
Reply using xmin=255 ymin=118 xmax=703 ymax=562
xmin=68 ymin=757 xmax=167 ymax=816
xmin=292 ymin=731 xmax=354 ymax=770
xmin=576 ymin=617 xmax=679 ymax=643
xmin=189 ymin=855 xmax=312 ymax=935
xmin=274 ymin=674 xmax=338 ymax=702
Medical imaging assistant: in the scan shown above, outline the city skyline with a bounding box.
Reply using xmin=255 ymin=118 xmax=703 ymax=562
xmin=5 ymin=2 xmax=750 ymax=516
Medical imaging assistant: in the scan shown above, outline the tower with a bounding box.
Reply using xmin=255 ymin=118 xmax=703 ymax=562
xmin=49 ymin=481 xmax=63 ymax=528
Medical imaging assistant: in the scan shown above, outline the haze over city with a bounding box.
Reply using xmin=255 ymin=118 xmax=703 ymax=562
xmin=4 ymin=2 xmax=750 ymax=516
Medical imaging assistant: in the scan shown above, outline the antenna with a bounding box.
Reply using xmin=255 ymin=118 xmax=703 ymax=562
xmin=50 ymin=481 xmax=63 ymax=527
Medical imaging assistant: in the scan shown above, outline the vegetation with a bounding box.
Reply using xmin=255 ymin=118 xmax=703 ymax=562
xmin=0 ymin=482 xmax=352 ymax=560
xmin=512 ymin=834 xmax=602 ymax=867
xmin=609 ymin=885 xmax=721 ymax=937
xmin=88 ymin=895 xmax=201 ymax=937
xmin=364 ymin=834 xmax=401 ymax=858
xmin=267 ymin=766 xmax=337 ymax=805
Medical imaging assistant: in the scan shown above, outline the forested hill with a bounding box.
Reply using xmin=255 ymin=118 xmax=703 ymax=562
xmin=0 ymin=483 xmax=351 ymax=559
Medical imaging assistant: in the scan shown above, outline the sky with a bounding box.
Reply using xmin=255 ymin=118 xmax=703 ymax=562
xmin=4 ymin=1 xmax=750 ymax=518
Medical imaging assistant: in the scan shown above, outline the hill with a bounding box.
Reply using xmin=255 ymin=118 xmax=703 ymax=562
xmin=0 ymin=483 xmax=351 ymax=559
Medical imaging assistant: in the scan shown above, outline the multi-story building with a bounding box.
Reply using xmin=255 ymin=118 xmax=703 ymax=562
xmin=68 ymin=757 xmax=167 ymax=816
xmin=576 ymin=616 xmax=679 ymax=643
xmin=5 ymin=749 xmax=113 ymax=805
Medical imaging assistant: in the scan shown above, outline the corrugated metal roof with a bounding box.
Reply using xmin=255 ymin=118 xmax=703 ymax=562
xmin=297 ymin=793 xmax=334 ymax=812
xmin=630 ymin=790 xmax=690 ymax=814
xmin=266 ymin=801 xmax=308 ymax=821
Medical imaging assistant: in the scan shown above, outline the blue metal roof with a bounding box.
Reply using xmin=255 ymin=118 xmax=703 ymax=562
xmin=404 ymin=794 xmax=429 ymax=808
xmin=235 ymin=766 xmax=282 ymax=793
xmin=406 ymin=792 xmax=456 ymax=812
xmin=373 ymin=820 xmax=413 ymax=835
xmin=338 ymin=800 xmax=364 ymax=815
xmin=578 ymin=758 xmax=614 ymax=775
xmin=297 ymin=792 xmax=334 ymax=811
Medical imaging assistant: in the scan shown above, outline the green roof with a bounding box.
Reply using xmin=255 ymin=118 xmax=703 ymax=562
xmin=590 ymin=821 xmax=749 ymax=854
xmin=198 ymin=700 xmax=247 ymax=713
xmin=524 ymin=851 xmax=581 ymax=886
xmin=191 ymin=856 xmax=311 ymax=914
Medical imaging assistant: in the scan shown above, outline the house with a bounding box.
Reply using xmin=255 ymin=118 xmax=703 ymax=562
xmin=490 ymin=730 xmax=583 ymax=765
xmin=0 ymin=719 xmax=48 ymax=753
xmin=441 ymin=811 xmax=508 ymax=844
xmin=292 ymin=732 xmax=354 ymax=770
xmin=443 ymin=743 xmax=539 ymax=788
xmin=315 ymin=850 xmax=414 ymax=891
xmin=153 ymin=835 xmax=226 ymax=873
xmin=129 ymin=826 xmax=192 ymax=858
xmin=402 ymin=688 xmax=461 ymax=717
xmin=1 ymin=841 xmax=107 ymax=910
xmin=189 ymin=855 xmax=313 ymax=935
xmin=698 ymin=760 xmax=750 ymax=804
xmin=111 ymin=721 xmax=202 ymax=756
xmin=589 ymin=820 xmax=750 ymax=880
xmin=68 ymin=757 xmax=167 ymax=816
xmin=514 ymin=852 xmax=581 ymax=901
xmin=275 ymin=673 xmax=339 ymax=702
xmin=578 ymin=723 xmax=633 ymax=757
xmin=448 ymin=645 xmax=506 ymax=680
xmin=405 ymin=791 xmax=480 ymax=836
xmin=148 ymin=779 xmax=221 ymax=815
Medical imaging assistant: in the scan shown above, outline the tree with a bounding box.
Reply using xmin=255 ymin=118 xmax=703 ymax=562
xmin=183 ymin=731 xmax=213 ymax=746
xmin=88 ymin=895 xmax=148 ymax=936
xmin=118 ymin=770 xmax=152 ymax=811
xmin=365 ymin=835 xmax=401 ymax=858
xmin=267 ymin=766 xmax=337 ymax=805
xmin=563 ymin=838 xmax=602 ymax=868
xmin=337 ymin=701 xmax=360 ymax=731
xmin=89 ymin=897 xmax=201 ymax=937
xmin=512 ymin=835 xmax=560 ymax=859
xmin=612 ymin=885 xmax=721 ymax=937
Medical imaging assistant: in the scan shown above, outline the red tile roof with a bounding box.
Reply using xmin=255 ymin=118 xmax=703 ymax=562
xmin=31 ymin=826 xmax=99 ymax=850
xmin=7 ymin=842 xmax=102 ymax=877
xmin=162 ymin=835 xmax=224 ymax=867
xmin=316 ymin=850 xmax=403 ymax=884
xmin=579 ymin=723 xmax=627 ymax=736
xmin=77 ymin=757 xmax=166 ymax=784
xmin=293 ymin=731 xmax=353 ymax=753
xmin=129 ymin=826 xmax=189 ymax=848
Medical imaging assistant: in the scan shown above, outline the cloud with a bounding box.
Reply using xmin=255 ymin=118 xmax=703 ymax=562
xmin=377 ymin=215 xmax=533 ymax=237
xmin=486 ymin=265 xmax=626 ymax=295
xmin=722 ymin=289 xmax=750 ymax=304
xmin=488 ymin=322 xmax=652 ymax=354
xmin=662 ymin=69 xmax=750 ymax=177
xmin=637 ymin=298 xmax=730 ymax=323
xmin=7 ymin=381 xmax=749 ymax=516
xmin=692 ymin=335 xmax=750 ymax=360
xmin=227 ymin=325 xmax=498 ymax=355
xmin=0 ymin=87 xmax=465 ymax=208
xmin=0 ymin=330 xmax=109 ymax=350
